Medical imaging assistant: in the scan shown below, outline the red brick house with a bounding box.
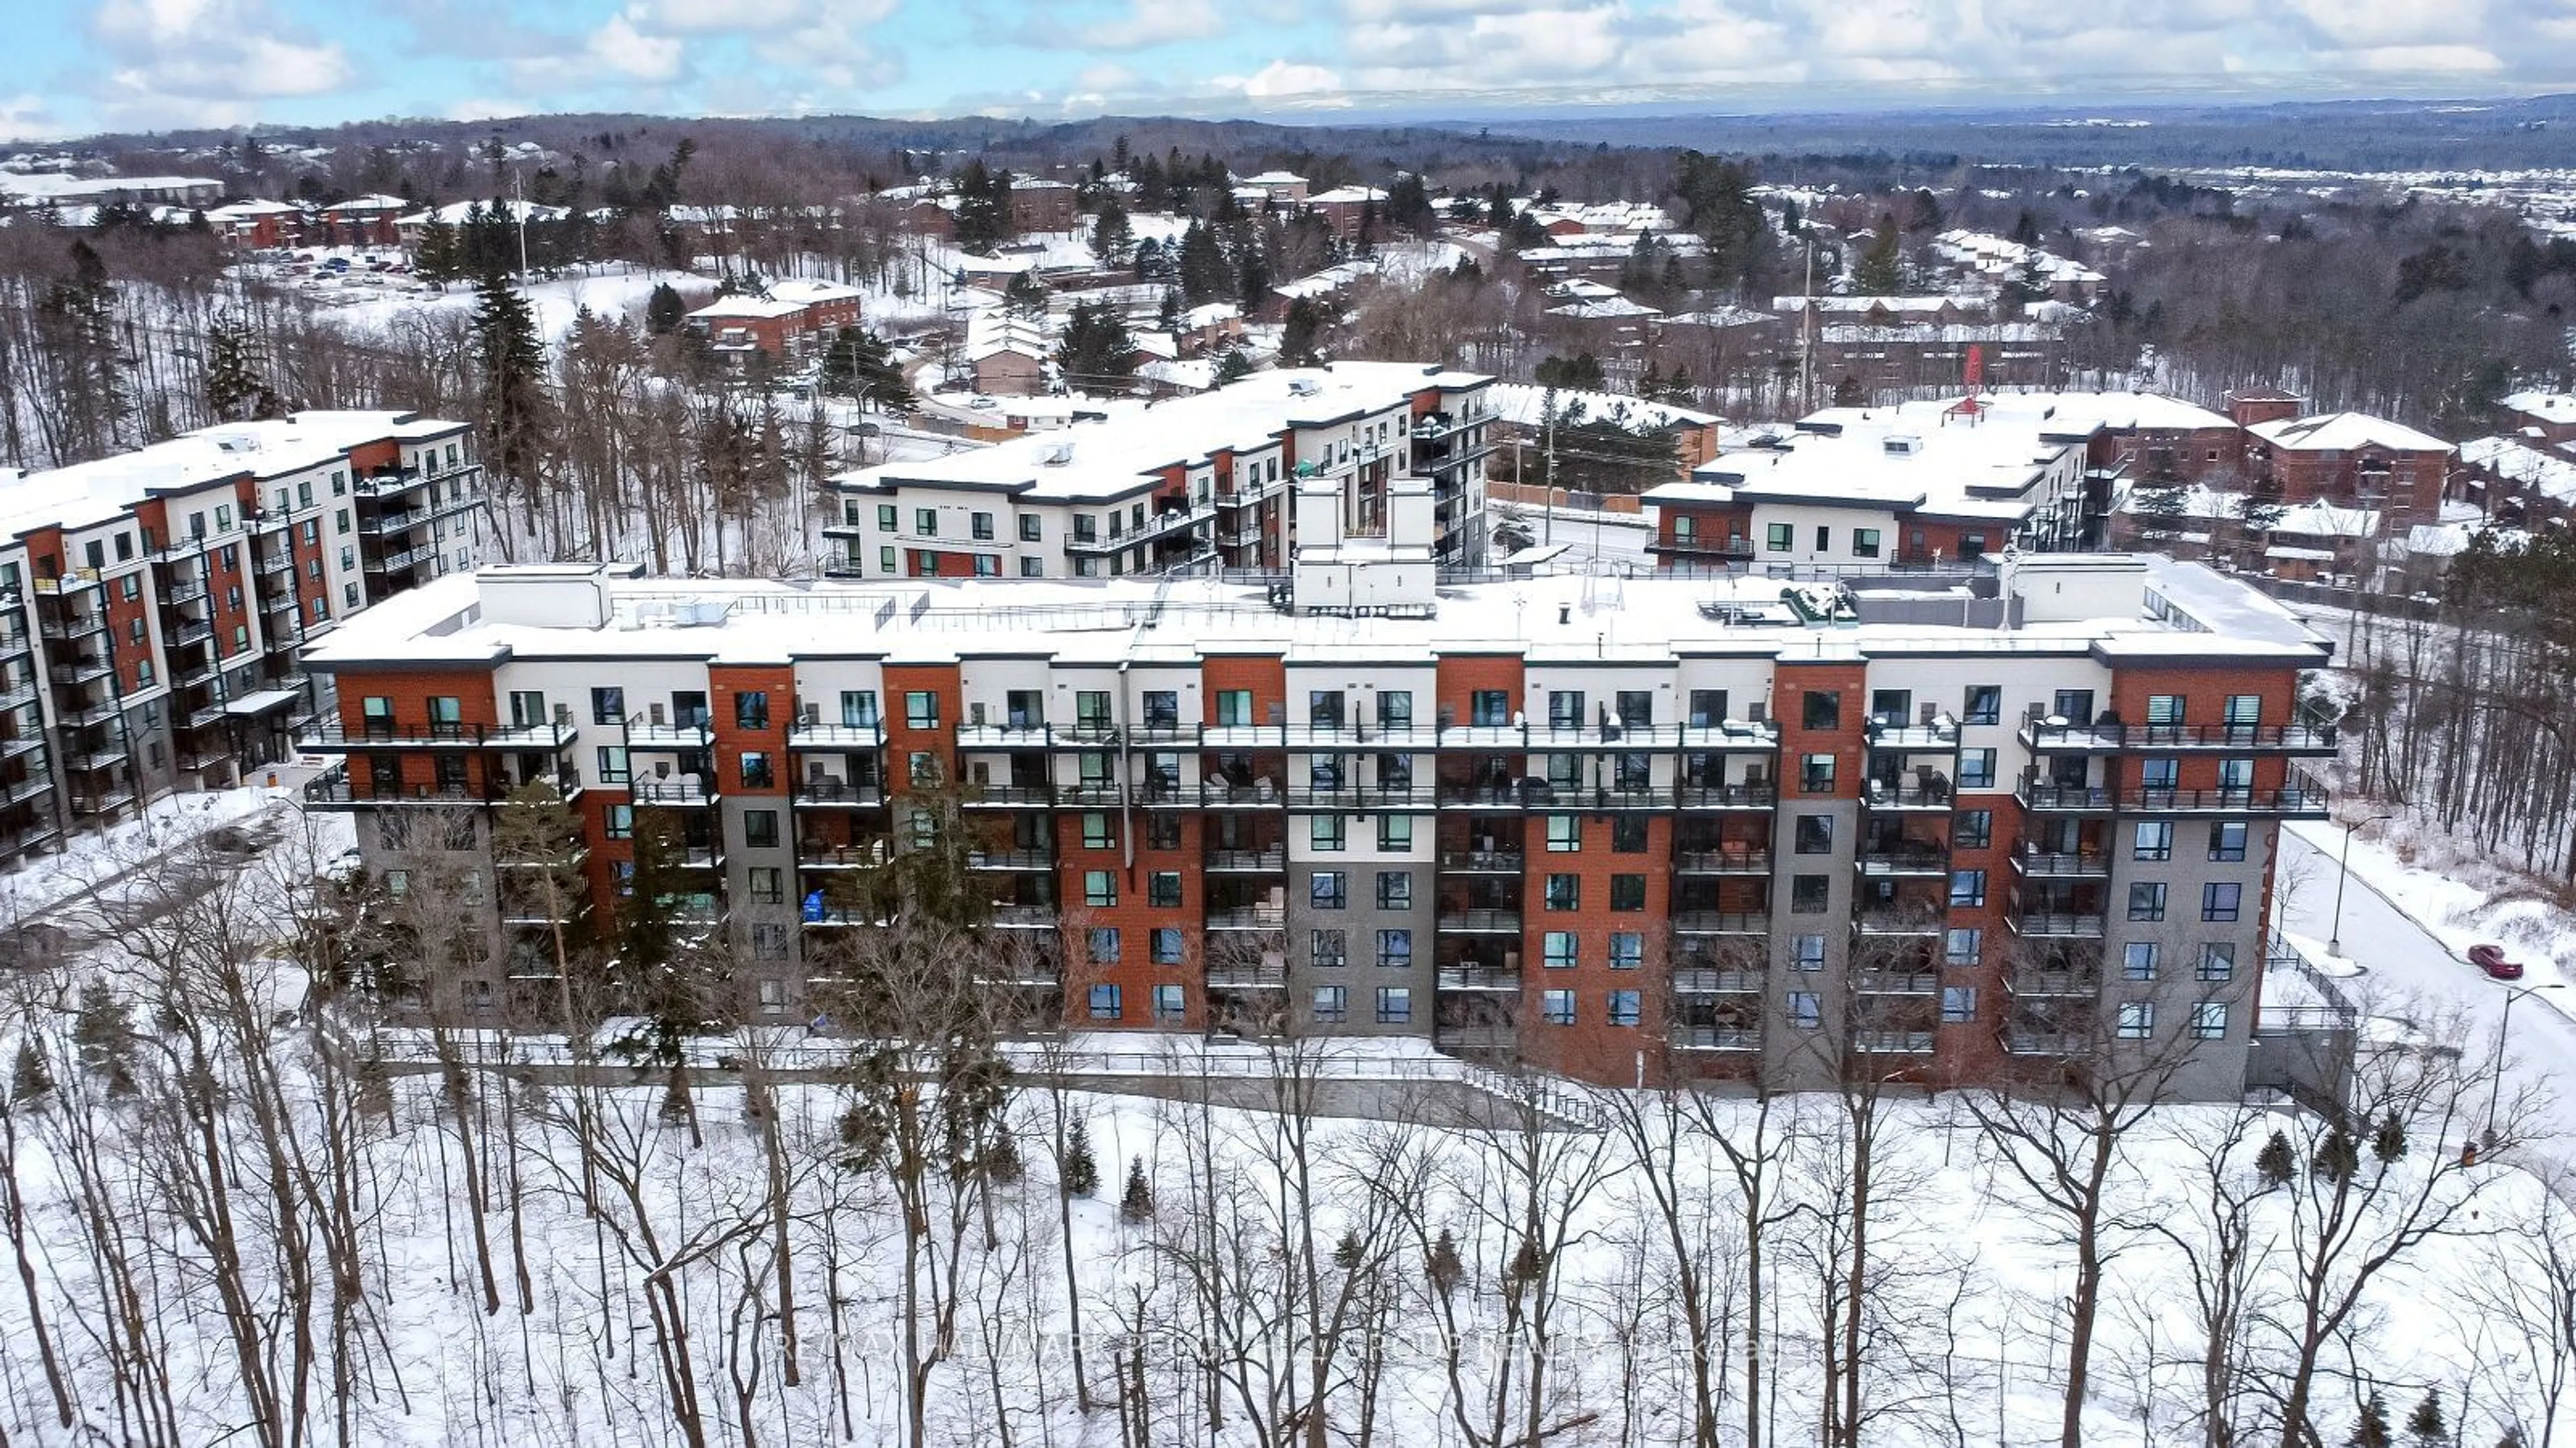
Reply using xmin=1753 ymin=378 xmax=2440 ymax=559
xmin=684 ymin=278 xmax=865 ymax=369
xmin=2244 ymin=411 xmax=2453 ymax=531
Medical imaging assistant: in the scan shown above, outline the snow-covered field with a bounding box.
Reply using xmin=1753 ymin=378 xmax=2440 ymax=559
xmin=308 ymin=262 xmax=696 ymax=342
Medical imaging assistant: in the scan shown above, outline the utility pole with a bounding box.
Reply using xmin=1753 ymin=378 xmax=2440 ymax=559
xmin=1799 ymin=239 xmax=1816 ymax=415
xmin=513 ymin=166 xmax=531 ymax=279
xmin=1542 ymin=382 xmax=1558 ymax=546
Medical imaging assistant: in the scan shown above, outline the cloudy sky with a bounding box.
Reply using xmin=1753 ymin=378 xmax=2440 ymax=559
xmin=5 ymin=0 xmax=2574 ymax=141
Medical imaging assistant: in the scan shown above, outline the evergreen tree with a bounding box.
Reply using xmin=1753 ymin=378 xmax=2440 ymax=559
xmin=1426 ymin=1225 xmax=1464 ymax=1300
xmin=1090 ymin=197 xmax=1135 ymax=268
xmin=819 ymin=327 xmax=914 ymax=411
xmin=1061 ymin=1113 xmax=1098 ymax=1196
xmin=70 ymin=987 xmax=136 ymax=1097
xmin=1855 ymin=215 xmax=1906 ymax=295
xmin=1214 ymin=349 xmax=1252 ymax=386
xmin=414 ymin=214 xmax=462 ymax=285
xmin=1133 ymin=236 xmax=1170 ymax=281
xmin=1054 ymin=299 xmax=1139 ymax=391
xmin=953 ymin=160 xmax=1013 ymax=252
xmin=2371 ymin=1110 xmax=2408 ymax=1165
xmin=1156 ymin=287 xmax=1181 ymax=333
xmin=1120 ymin=1155 xmax=1155 ymax=1221
xmin=1002 ymin=270 xmax=1047 ymax=319
xmin=8 ymin=1039 xmax=52 ymax=1107
xmin=1383 ymin=173 xmax=1438 ymax=236
xmin=645 ymin=281 xmax=686 ymax=334
xmin=1176 ymin=221 xmax=1229 ymax=305
xmin=2348 ymin=1390 xmax=2392 ymax=1448
xmin=471 ymin=266 xmax=550 ymax=512
xmin=2257 ymin=1128 xmax=2296 ymax=1188
xmin=203 ymin=312 xmax=281 ymax=423
xmin=1279 ymin=297 xmax=1327 ymax=365
xmin=2404 ymin=1390 xmax=2445 ymax=1447
xmin=2128 ymin=454 xmax=2194 ymax=548
xmin=1534 ymin=352 xmax=1607 ymax=391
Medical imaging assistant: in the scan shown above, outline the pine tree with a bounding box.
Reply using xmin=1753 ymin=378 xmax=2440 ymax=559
xmin=2404 ymin=1389 xmax=2445 ymax=1447
xmin=203 ymin=312 xmax=270 ymax=423
xmin=1333 ymin=1229 xmax=1362 ymax=1271
xmin=2348 ymin=1389 xmax=2392 ymax=1448
xmin=645 ymin=282 xmax=686 ymax=334
xmin=1281 ymin=297 xmax=1326 ymax=365
xmin=471 ymin=266 xmax=550 ymax=514
xmin=2129 ymin=454 xmax=2194 ymax=548
xmin=1062 ymin=1113 xmax=1099 ymax=1196
xmin=414 ymin=214 xmax=462 ymax=285
xmin=1856 ymin=216 xmax=1905 ymax=295
xmin=1091 ymin=197 xmax=1135 ymax=268
xmin=2257 ymin=1128 xmax=2296 ymax=1188
xmin=1214 ymin=349 xmax=1252 ymax=386
xmin=820 ymin=327 xmax=914 ymax=411
xmin=2314 ymin=1126 xmax=2360 ymax=1184
xmin=1120 ymin=1155 xmax=1154 ymax=1221
xmin=2371 ymin=1111 xmax=2408 ymax=1165
xmin=8 ymin=1039 xmax=52 ymax=1106
xmin=1426 ymin=1226 xmax=1464 ymax=1300
xmin=1002 ymin=270 xmax=1047 ymax=319
xmin=70 ymin=988 xmax=136 ymax=1097
xmin=1054 ymin=299 xmax=1139 ymax=391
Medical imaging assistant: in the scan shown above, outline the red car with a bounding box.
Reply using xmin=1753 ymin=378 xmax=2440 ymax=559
xmin=2469 ymin=944 xmax=2524 ymax=981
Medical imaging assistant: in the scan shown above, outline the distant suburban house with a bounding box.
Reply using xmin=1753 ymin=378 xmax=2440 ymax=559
xmin=967 ymin=312 xmax=1051 ymax=396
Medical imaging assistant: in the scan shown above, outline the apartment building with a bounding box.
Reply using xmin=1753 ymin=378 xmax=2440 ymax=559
xmin=684 ymin=279 xmax=865 ymax=370
xmin=821 ymin=364 xmax=1497 ymax=580
xmin=298 ymin=482 xmax=2332 ymax=1098
xmin=0 ymin=413 xmax=484 ymax=868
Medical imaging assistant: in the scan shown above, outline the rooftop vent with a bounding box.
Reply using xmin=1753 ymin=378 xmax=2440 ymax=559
xmin=1883 ymin=434 xmax=1923 ymax=457
xmin=1042 ymin=443 xmax=1074 ymax=466
xmin=1287 ymin=379 xmax=1320 ymax=397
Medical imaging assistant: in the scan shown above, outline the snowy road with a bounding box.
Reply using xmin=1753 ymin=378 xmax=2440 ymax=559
xmin=2276 ymin=826 xmax=2576 ymax=1157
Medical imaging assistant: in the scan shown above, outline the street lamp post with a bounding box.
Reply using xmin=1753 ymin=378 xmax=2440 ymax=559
xmin=2487 ymin=982 xmax=2567 ymax=1143
xmin=2326 ymin=813 xmax=2397 ymax=958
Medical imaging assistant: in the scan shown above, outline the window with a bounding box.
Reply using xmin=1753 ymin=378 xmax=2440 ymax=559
xmin=2141 ymin=758 xmax=2180 ymax=790
xmin=1607 ymin=990 xmax=1642 ymax=1026
xmin=1610 ymin=874 xmax=1646 ymax=911
xmin=2128 ymin=882 xmax=2168 ymax=922
xmin=1791 ymin=934 xmax=1827 ymax=971
xmin=1089 ymin=983 xmax=1122 ymax=1019
xmin=1152 ymin=929 xmax=1184 ymax=965
xmin=1082 ymin=813 xmax=1115 ymax=849
xmin=1544 ymin=931 xmax=1578 ymax=969
xmin=914 ymin=508 xmax=937 ymax=536
xmin=604 ymin=805 xmax=634 ymax=840
xmin=1380 ymin=690 xmax=1413 ymax=728
xmin=1854 ymin=527 xmax=1882 ymax=559
xmin=1541 ymin=989 xmax=1576 ymax=1026
xmin=1609 ymin=932 xmax=1642 ymax=970
xmin=2198 ymin=943 xmax=2236 ymax=982
xmin=1146 ymin=814 xmax=1181 ymax=850
xmin=1963 ymin=685 xmax=2001 ymax=727
xmin=1803 ymin=690 xmax=1841 ymax=731
xmin=2218 ymin=758 xmax=2255 ymax=791
xmin=1470 ymin=689 xmax=1510 ymax=727
xmin=1020 ymin=558 xmax=1042 ymax=578
xmin=2117 ymin=1002 xmax=2155 ymax=1039
xmin=2224 ymin=694 xmax=2262 ymax=729
xmin=1312 ymin=986 xmax=1348 ymax=1023
xmin=1795 ymin=815 xmax=1833 ymax=854
xmin=1788 ymin=992 xmax=1822 ymax=1031
xmin=1375 ymin=871 xmax=1411 ymax=909
xmin=1084 ymin=870 xmax=1117 ymax=908
xmin=1377 ymin=929 xmax=1411 ymax=968
xmin=1311 ymin=689 xmax=1348 ymax=727
xmin=1949 ymin=869 xmax=1987 ymax=908
xmin=2208 ymin=822 xmax=2248 ymax=862
xmin=1546 ymin=815 xmax=1582 ymax=852
xmin=903 ymin=691 xmax=939 ymax=729
xmin=1941 ymin=986 xmax=1978 ymax=1023
xmin=1766 ymin=522 xmax=1792 ymax=552
xmin=877 ymin=504 xmax=898 ymax=531
xmin=1089 ymin=929 xmax=1122 ymax=964
xmin=753 ymin=927 xmax=789 ymax=962
xmin=1376 ymin=987 xmax=1412 ymax=1025
xmin=1377 ymin=815 xmax=1413 ymax=850
xmin=971 ymin=511 xmax=994 ymax=541
xmin=744 ymin=810 xmax=780 ymax=849
xmin=2146 ymin=694 xmax=2186 ymax=728
xmin=1019 ymin=514 xmax=1042 ymax=542
xmin=592 ymin=686 xmax=625 ymax=723
xmin=1959 ymin=749 xmax=1996 ymax=790
xmin=1544 ymin=874 xmax=1579 ymax=911
xmin=747 ymin=868 xmax=785 ymax=905
xmin=1546 ymin=689 xmax=1584 ymax=731
xmin=1310 ymin=815 xmax=1345 ymax=851
xmin=2124 ymin=943 xmax=2160 ymax=980
xmin=2201 ymin=882 xmax=2242 ymax=923
xmin=1945 ymin=927 xmax=1982 ymax=967
xmin=1955 ymin=809 xmax=1992 ymax=850
xmin=1311 ymin=929 xmax=1347 ymax=968
xmin=739 ymin=753 xmax=773 ymax=789
xmin=1801 ymin=754 xmax=1835 ymax=794
xmin=1215 ymin=689 xmax=1253 ymax=726
xmin=1151 ymin=985 xmax=1185 ymax=1020
xmin=596 ymin=746 xmax=630 ymax=783
xmin=2133 ymin=822 xmax=2174 ymax=862
xmin=1149 ymin=872 xmax=1182 ymax=908
xmin=1310 ymin=872 xmax=1346 ymax=910
xmin=879 ymin=546 xmax=897 ymax=573
xmin=1792 ymin=874 xmax=1830 ymax=913
xmin=1814 ymin=525 xmax=1831 ymax=552
xmin=2192 ymin=1001 xmax=2230 ymax=1040
xmin=1611 ymin=817 xmax=1648 ymax=853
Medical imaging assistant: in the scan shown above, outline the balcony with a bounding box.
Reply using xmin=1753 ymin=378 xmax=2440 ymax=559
xmin=32 ymin=572 xmax=101 ymax=597
xmin=628 ymin=713 xmax=714 ymax=748
xmin=1675 ymin=847 xmax=1772 ymax=874
xmin=2006 ymin=967 xmax=2098 ymax=999
xmin=368 ymin=544 xmax=435 ymax=573
xmin=302 ymin=767 xmax=504 ymax=809
xmin=1057 ymin=782 xmax=1126 ymax=809
xmin=42 ymin=609 xmax=107 ymax=638
xmin=1206 ymin=847 xmax=1287 ymax=873
xmin=1206 ymin=962 xmax=1287 ymax=990
xmin=0 ymin=628 xmax=30 ymax=659
xmin=1670 ymin=1026 xmax=1761 ymax=1052
xmin=1289 ymin=784 xmax=1438 ymax=811
xmin=1672 ymin=968 xmax=1765 ymax=994
xmin=990 ymin=904 xmax=1058 ymax=931
xmin=160 ymin=579 xmax=209 ymax=606
xmin=1432 ymin=723 xmax=1529 ymax=750
xmin=1862 ymin=782 xmax=1954 ymax=812
xmin=1208 ymin=904 xmax=1287 ymax=931
xmin=1856 ymin=846 xmax=1949 ymax=878
xmin=968 ymin=849 xmax=1055 ymax=872
xmin=2019 ymin=719 xmax=2338 ymax=755
xmin=0 ymin=732 xmax=42 ymax=761
xmin=1437 ymin=782 xmax=1529 ymax=810
xmin=71 ymin=787 xmax=139 ymax=817
xmin=254 ymin=550 xmax=294 ymax=577
xmin=1851 ymin=1030 xmax=1937 ymax=1055
xmin=955 ymin=721 xmax=1052 ymax=750
xmin=1281 ymin=722 xmax=1435 ymax=749
xmin=1851 ymin=970 xmax=1940 ymax=996
xmin=631 ymin=776 xmax=718 ymax=807
xmin=298 ymin=720 xmax=576 ymax=750
xmin=1436 ymin=966 xmax=1519 ymax=992
xmin=2017 ymin=778 xmax=2117 ymax=814
xmin=2008 ymin=909 xmax=2106 ymax=939
xmin=1856 ymin=909 xmax=1945 ymax=937
xmin=1438 ymin=849 xmax=1524 ymax=874
xmin=961 ymin=784 xmax=1053 ymax=809
xmin=2119 ymin=778 xmax=2330 ymax=817
xmin=2010 ymin=847 xmax=2111 ymax=879
xmin=2004 ymin=1028 xmax=2092 ymax=1056
xmin=1863 ymin=721 xmax=1960 ymax=752
xmin=1200 ymin=780 xmax=1283 ymax=809
xmin=1674 ymin=911 xmax=1770 ymax=937
xmin=49 ymin=658 xmax=113 ymax=688
xmin=1528 ymin=723 xmax=1683 ymax=749
xmin=1678 ymin=784 xmax=1778 ymax=811
xmin=1 ymin=776 xmax=54 ymax=807
xmin=798 ymin=843 xmax=892 ymax=870
xmin=1434 ymin=1024 xmax=1518 ymax=1053
xmin=1678 ymin=721 xmax=1783 ymax=749
xmin=1437 ymin=907 xmax=1523 ymax=934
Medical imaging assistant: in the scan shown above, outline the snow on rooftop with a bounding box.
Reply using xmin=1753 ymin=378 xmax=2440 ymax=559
xmin=0 ymin=411 xmax=462 ymax=539
xmin=2250 ymin=411 xmax=2453 ymax=454
xmin=2460 ymin=433 xmax=2576 ymax=503
xmin=2501 ymin=390 xmax=2576 ymax=423
xmin=1488 ymin=382 xmax=1719 ymax=433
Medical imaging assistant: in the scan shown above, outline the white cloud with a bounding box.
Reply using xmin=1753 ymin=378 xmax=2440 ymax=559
xmin=0 ymin=94 xmax=65 ymax=142
xmin=87 ymin=0 xmax=351 ymax=124
xmin=586 ymin=11 xmax=687 ymax=81
xmin=1073 ymin=0 xmax=1230 ymax=50
xmin=1214 ymin=59 xmax=1346 ymax=100
xmin=630 ymin=0 xmax=818 ymax=32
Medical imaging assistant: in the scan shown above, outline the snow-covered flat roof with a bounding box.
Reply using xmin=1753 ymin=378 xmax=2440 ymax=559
xmin=0 ymin=411 xmax=466 ymax=539
xmin=2501 ymin=390 xmax=2576 ymax=423
xmin=1488 ymin=382 xmax=1719 ymax=432
xmin=304 ymin=550 xmax=2329 ymax=674
xmin=2251 ymin=411 xmax=2453 ymax=454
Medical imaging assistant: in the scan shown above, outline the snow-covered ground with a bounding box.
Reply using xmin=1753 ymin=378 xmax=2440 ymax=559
xmin=0 ymin=779 xmax=327 ymax=925
xmin=311 ymin=262 xmax=695 ymax=342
